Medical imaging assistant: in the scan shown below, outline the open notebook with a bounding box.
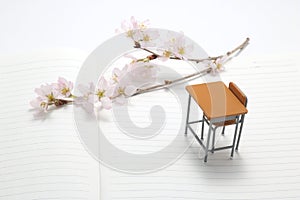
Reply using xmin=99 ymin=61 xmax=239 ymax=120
xmin=1 ymin=49 xmax=300 ymax=199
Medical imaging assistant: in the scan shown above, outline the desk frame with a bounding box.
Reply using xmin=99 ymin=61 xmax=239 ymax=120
xmin=185 ymin=94 xmax=243 ymax=162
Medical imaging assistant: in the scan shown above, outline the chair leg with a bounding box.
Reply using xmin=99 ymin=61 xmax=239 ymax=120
xmin=236 ymin=115 xmax=245 ymax=150
xmin=211 ymin=128 xmax=216 ymax=153
xmin=201 ymin=114 xmax=205 ymax=140
xmin=221 ymin=126 xmax=225 ymax=135
xmin=204 ymin=122 xmax=212 ymax=162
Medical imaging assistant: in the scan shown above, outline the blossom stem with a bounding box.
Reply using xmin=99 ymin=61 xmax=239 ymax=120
xmin=226 ymin=37 xmax=250 ymax=56
xmin=133 ymin=67 xmax=211 ymax=96
xmin=139 ymin=47 xmax=160 ymax=57
xmin=136 ymin=38 xmax=250 ymax=63
xmin=50 ymin=39 xmax=249 ymax=104
xmin=52 ymin=98 xmax=74 ymax=107
xmin=131 ymin=38 xmax=249 ymax=96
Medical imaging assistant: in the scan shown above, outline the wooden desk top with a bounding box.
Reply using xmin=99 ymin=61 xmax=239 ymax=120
xmin=186 ymin=81 xmax=248 ymax=120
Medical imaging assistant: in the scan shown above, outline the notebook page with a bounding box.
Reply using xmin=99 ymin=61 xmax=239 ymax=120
xmin=100 ymin=53 xmax=300 ymax=199
xmin=0 ymin=49 xmax=100 ymax=200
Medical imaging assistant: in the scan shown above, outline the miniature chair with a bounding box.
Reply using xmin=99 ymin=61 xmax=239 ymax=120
xmin=201 ymin=82 xmax=248 ymax=153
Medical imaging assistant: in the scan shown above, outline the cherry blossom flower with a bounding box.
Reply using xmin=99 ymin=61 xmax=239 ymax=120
xmin=30 ymin=96 xmax=47 ymax=111
xmin=110 ymin=66 xmax=130 ymax=84
xmin=215 ymin=55 xmax=228 ymax=71
xmin=95 ymin=77 xmax=113 ymax=110
xmin=112 ymin=83 xmax=137 ymax=104
xmin=116 ymin=16 xmax=149 ymax=39
xmin=129 ymin=62 xmax=159 ymax=82
xmin=159 ymin=50 xmax=172 ymax=61
xmin=109 ymin=65 xmax=137 ymax=104
xmin=30 ymin=83 xmax=59 ymax=111
xmin=55 ymin=77 xmax=73 ymax=97
xmin=207 ymin=55 xmax=228 ymax=75
xmin=205 ymin=60 xmax=218 ymax=75
xmin=163 ymin=32 xmax=193 ymax=59
xmin=116 ymin=16 xmax=159 ymax=49
xmin=74 ymin=82 xmax=96 ymax=113
xmin=133 ymin=29 xmax=160 ymax=48
xmin=34 ymin=83 xmax=58 ymax=101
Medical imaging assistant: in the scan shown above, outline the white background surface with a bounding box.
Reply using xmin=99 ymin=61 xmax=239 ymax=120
xmin=0 ymin=0 xmax=299 ymax=57
xmin=1 ymin=1 xmax=300 ymax=199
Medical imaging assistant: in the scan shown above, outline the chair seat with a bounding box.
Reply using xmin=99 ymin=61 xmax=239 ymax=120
xmin=213 ymin=119 xmax=236 ymax=127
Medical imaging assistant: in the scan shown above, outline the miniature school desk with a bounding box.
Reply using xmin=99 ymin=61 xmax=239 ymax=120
xmin=185 ymin=81 xmax=248 ymax=162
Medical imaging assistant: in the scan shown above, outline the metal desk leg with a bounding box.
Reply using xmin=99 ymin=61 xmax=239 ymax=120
xmin=221 ymin=126 xmax=225 ymax=135
xmin=204 ymin=122 xmax=212 ymax=162
xmin=235 ymin=114 xmax=245 ymax=150
xmin=201 ymin=114 xmax=205 ymax=140
xmin=230 ymin=115 xmax=240 ymax=157
xmin=211 ymin=128 xmax=216 ymax=153
xmin=185 ymin=95 xmax=191 ymax=135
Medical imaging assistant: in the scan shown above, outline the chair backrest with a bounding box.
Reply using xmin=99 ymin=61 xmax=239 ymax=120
xmin=229 ymin=82 xmax=247 ymax=106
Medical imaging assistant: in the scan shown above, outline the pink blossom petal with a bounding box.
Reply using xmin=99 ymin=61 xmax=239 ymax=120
xmin=58 ymin=77 xmax=67 ymax=85
xmin=97 ymin=77 xmax=109 ymax=90
xmin=105 ymin=87 xmax=114 ymax=97
xmin=115 ymin=95 xmax=126 ymax=104
xmin=78 ymin=82 xmax=95 ymax=95
xmin=121 ymin=20 xmax=127 ymax=31
xmin=77 ymin=84 xmax=89 ymax=95
xmin=130 ymin=16 xmax=138 ymax=29
xmin=101 ymin=97 xmax=112 ymax=110
xmin=87 ymin=94 xmax=96 ymax=104
xmin=94 ymin=101 xmax=102 ymax=111
xmin=82 ymin=102 xmax=94 ymax=113
xmin=125 ymin=85 xmax=137 ymax=96
xmin=34 ymin=88 xmax=43 ymax=96
xmin=30 ymin=97 xmax=43 ymax=109
xmin=73 ymin=96 xmax=85 ymax=105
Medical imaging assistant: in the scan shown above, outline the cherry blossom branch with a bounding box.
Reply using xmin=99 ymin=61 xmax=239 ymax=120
xmin=186 ymin=37 xmax=250 ymax=63
xmin=133 ymin=67 xmax=211 ymax=96
xmin=131 ymin=38 xmax=250 ymax=96
xmin=31 ymin=17 xmax=251 ymax=114
xmin=134 ymin=38 xmax=249 ymax=63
